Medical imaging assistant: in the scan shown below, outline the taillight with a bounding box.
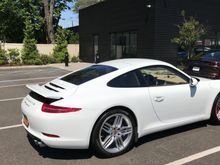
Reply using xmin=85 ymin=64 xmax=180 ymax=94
xmin=41 ymin=103 xmax=81 ymax=113
xmin=42 ymin=132 xmax=60 ymax=138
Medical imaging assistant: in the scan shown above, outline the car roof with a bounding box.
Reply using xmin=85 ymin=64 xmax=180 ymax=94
xmin=99 ymin=58 xmax=170 ymax=69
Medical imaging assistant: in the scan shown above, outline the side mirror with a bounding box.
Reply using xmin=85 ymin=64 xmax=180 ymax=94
xmin=190 ymin=77 xmax=198 ymax=87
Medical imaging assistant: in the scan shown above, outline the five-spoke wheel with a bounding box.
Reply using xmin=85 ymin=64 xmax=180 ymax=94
xmin=91 ymin=109 xmax=136 ymax=157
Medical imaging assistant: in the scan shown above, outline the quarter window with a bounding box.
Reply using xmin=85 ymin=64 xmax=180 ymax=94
xmin=108 ymin=71 xmax=140 ymax=88
xmin=138 ymin=66 xmax=189 ymax=87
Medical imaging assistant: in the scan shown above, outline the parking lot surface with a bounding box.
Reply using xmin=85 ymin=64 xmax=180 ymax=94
xmin=0 ymin=65 xmax=219 ymax=165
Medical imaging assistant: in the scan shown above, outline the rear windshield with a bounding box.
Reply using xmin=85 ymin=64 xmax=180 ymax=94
xmin=202 ymin=52 xmax=220 ymax=60
xmin=61 ymin=65 xmax=117 ymax=85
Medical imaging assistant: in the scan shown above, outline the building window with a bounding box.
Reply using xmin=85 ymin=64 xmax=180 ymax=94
xmin=200 ymin=32 xmax=220 ymax=49
xmin=110 ymin=31 xmax=137 ymax=59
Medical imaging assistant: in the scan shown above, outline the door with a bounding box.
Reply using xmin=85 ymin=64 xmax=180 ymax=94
xmin=138 ymin=65 xmax=207 ymax=123
xmin=93 ymin=35 xmax=99 ymax=63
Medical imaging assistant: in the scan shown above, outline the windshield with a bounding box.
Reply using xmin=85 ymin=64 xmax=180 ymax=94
xmin=202 ymin=51 xmax=220 ymax=60
xmin=61 ymin=65 xmax=118 ymax=85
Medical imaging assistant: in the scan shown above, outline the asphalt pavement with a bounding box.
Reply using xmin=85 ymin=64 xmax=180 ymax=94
xmin=0 ymin=64 xmax=219 ymax=165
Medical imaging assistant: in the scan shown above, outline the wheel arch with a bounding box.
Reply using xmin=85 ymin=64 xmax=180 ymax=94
xmin=89 ymin=106 xmax=139 ymax=148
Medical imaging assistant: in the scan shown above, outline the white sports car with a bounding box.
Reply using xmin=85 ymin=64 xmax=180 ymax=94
xmin=21 ymin=59 xmax=220 ymax=157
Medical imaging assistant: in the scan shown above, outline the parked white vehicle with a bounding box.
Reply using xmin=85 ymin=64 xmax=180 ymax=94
xmin=21 ymin=59 xmax=220 ymax=157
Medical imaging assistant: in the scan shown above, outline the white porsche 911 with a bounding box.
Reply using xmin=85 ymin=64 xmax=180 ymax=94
xmin=21 ymin=59 xmax=220 ymax=157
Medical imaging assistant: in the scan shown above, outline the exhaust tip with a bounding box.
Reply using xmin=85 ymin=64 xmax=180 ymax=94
xmin=34 ymin=139 xmax=46 ymax=148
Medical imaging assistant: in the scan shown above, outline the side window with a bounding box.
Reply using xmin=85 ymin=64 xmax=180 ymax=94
xmin=108 ymin=71 xmax=140 ymax=88
xmin=138 ymin=66 xmax=189 ymax=87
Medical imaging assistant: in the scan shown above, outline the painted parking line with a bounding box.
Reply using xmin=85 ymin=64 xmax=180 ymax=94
xmin=16 ymin=69 xmax=63 ymax=75
xmin=0 ymin=124 xmax=22 ymax=131
xmin=0 ymin=76 xmax=57 ymax=83
xmin=0 ymin=81 xmax=46 ymax=89
xmin=165 ymin=146 xmax=220 ymax=165
xmin=0 ymin=97 xmax=24 ymax=102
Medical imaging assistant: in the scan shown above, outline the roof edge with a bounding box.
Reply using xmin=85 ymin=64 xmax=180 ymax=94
xmin=79 ymin=0 xmax=106 ymax=10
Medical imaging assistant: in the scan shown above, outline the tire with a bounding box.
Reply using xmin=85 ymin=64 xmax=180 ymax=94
xmin=91 ymin=109 xmax=136 ymax=157
xmin=210 ymin=95 xmax=220 ymax=125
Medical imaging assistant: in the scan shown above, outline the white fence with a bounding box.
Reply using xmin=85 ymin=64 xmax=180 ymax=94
xmin=2 ymin=43 xmax=79 ymax=58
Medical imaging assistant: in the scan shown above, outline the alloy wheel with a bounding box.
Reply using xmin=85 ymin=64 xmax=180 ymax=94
xmin=99 ymin=113 xmax=133 ymax=154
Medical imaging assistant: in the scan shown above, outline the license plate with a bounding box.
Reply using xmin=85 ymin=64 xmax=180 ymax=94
xmin=192 ymin=67 xmax=200 ymax=72
xmin=22 ymin=115 xmax=29 ymax=127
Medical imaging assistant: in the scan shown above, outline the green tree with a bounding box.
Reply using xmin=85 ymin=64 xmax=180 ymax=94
xmin=68 ymin=31 xmax=79 ymax=44
xmin=0 ymin=0 xmax=24 ymax=42
xmin=21 ymin=14 xmax=41 ymax=65
xmin=171 ymin=11 xmax=207 ymax=59
xmin=53 ymin=27 xmax=69 ymax=63
xmin=43 ymin=0 xmax=72 ymax=43
xmin=20 ymin=0 xmax=45 ymax=41
xmin=20 ymin=0 xmax=45 ymax=64
xmin=0 ymin=0 xmax=73 ymax=43
xmin=0 ymin=0 xmax=45 ymax=43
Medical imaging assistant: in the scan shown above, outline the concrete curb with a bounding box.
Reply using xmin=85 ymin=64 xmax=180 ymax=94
xmin=51 ymin=63 xmax=93 ymax=71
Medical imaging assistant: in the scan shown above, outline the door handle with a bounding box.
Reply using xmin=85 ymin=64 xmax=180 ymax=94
xmin=154 ymin=96 xmax=165 ymax=102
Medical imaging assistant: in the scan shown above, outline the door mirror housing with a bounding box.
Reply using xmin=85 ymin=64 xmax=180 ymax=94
xmin=190 ymin=77 xmax=198 ymax=87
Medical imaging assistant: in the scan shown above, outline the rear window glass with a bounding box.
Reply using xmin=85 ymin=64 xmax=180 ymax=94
xmin=202 ymin=52 xmax=220 ymax=60
xmin=61 ymin=65 xmax=117 ymax=85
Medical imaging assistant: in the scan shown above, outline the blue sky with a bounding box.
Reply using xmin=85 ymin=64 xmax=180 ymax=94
xmin=59 ymin=2 xmax=79 ymax=28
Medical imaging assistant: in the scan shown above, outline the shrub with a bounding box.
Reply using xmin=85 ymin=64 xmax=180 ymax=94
xmin=7 ymin=49 xmax=21 ymax=65
xmin=53 ymin=27 xmax=69 ymax=63
xmin=71 ymin=56 xmax=81 ymax=63
xmin=40 ymin=55 xmax=55 ymax=65
xmin=21 ymin=16 xmax=40 ymax=65
xmin=21 ymin=38 xmax=40 ymax=64
xmin=53 ymin=50 xmax=68 ymax=63
xmin=33 ymin=58 xmax=43 ymax=65
xmin=0 ymin=46 xmax=8 ymax=65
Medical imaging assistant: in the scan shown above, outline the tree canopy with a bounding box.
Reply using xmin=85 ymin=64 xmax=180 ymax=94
xmin=43 ymin=0 xmax=72 ymax=43
xmin=171 ymin=11 xmax=207 ymax=59
xmin=0 ymin=0 xmax=24 ymax=42
xmin=0 ymin=0 xmax=75 ymax=43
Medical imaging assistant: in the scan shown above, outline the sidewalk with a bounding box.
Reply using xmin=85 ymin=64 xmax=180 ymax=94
xmin=0 ymin=62 xmax=93 ymax=71
xmin=49 ymin=62 xmax=93 ymax=71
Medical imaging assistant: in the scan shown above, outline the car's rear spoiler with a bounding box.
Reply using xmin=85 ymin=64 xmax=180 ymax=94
xmin=26 ymin=84 xmax=62 ymax=99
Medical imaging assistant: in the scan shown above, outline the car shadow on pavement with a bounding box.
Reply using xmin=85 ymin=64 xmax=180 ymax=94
xmin=27 ymin=135 xmax=94 ymax=160
xmin=27 ymin=121 xmax=208 ymax=160
xmin=135 ymin=121 xmax=208 ymax=147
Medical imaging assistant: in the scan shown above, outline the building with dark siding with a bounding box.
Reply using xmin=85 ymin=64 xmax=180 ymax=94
xmin=79 ymin=0 xmax=220 ymax=64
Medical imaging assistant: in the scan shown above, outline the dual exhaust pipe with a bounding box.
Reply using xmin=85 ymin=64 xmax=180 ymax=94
xmin=33 ymin=139 xmax=46 ymax=148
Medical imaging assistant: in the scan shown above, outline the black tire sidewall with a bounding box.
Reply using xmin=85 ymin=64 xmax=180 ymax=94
xmin=210 ymin=95 xmax=220 ymax=125
xmin=91 ymin=109 xmax=136 ymax=157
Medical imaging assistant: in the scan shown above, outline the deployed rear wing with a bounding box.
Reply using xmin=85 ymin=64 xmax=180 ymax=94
xmin=26 ymin=84 xmax=62 ymax=99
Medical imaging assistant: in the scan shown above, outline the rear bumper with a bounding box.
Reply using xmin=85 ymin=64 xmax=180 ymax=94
xmin=186 ymin=62 xmax=220 ymax=79
xmin=22 ymin=121 xmax=89 ymax=149
xmin=185 ymin=69 xmax=220 ymax=79
xmin=21 ymin=95 xmax=95 ymax=149
xmin=26 ymin=131 xmax=47 ymax=147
